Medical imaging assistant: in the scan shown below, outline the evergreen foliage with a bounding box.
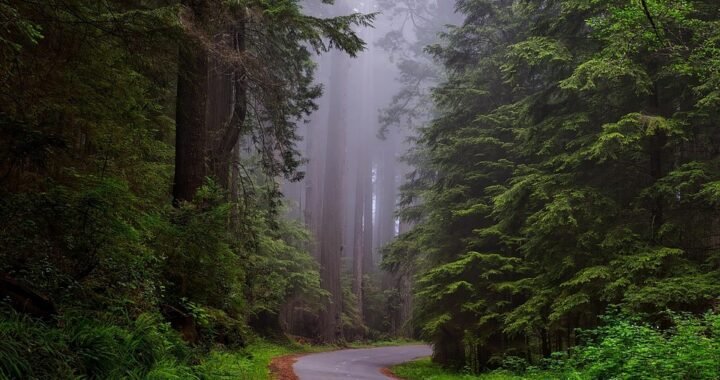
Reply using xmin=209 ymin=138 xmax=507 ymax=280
xmin=387 ymin=0 xmax=720 ymax=372
xmin=392 ymin=312 xmax=720 ymax=380
xmin=0 ymin=0 xmax=370 ymax=376
xmin=7 ymin=0 xmax=720 ymax=376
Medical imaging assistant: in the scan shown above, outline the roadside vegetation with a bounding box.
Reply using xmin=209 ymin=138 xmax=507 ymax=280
xmin=4 ymin=0 xmax=720 ymax=378
xmin=0 ymin=1 xmax=392 ymax=378
xmin=392 ymin=312 xmax=720 ymax=380
xmin=0 ymin=309 xmax=332 ymax=379
xmin=383 ymin=0 xmax=720 ymax=375
xmin=195 ymin=340 xmax=333 ymax=380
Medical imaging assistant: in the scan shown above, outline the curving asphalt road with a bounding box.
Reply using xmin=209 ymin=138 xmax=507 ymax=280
xmin=293 ymin=344 xmax=432 ymax=380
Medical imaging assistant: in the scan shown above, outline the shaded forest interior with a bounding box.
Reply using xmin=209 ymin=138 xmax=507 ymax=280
xmin=0 ymin=1 xmax=424 ymax=377
xmin=3 ymin=0 xmax=720 ymax=379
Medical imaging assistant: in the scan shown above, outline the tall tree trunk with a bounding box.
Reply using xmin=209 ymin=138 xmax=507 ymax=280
xmin=540 ymin=328 xmax=551 ymax=358
xmin=303 ymin=51 xmax=331 ymax=261
xmin=362 ymin=160 xmax=374 ymax=274
xmin=649 ymin=82 xmax=666 ymax=240
xmin=318 ymin=51 xmax=348 ymax=343
xmin=208 ymin=11 xmax=246 ymax=190
xmin=173 ymin=0 xmax=210 ymax=203
xmin=206 ymin=57 xmax=233 ymax=188
xmin=304 ymin=112 xmax=327 ymax=261
xmin=376 ymin=133 xmax=398 ymax=250
xmin=401 ymin=275 xmax=412 ymax=335
xmin=304 ymin=152 xmax=321 ymax=259
xmin=377 ymin=133 xmax=398 ymax=300
xmin=352 ymin=152 xmax=370 ymax=319
xmin=229 ymin=141 xmax=241 ymax=228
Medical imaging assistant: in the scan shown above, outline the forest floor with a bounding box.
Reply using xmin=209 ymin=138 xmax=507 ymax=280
xmin=194 ymin=341 xmax=319 ymax=379
xmin=389 ymin=358 xmax=558 ymax=380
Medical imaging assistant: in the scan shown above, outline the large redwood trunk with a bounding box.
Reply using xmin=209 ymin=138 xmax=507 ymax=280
xmin=304 ymin=89 xmax=328 ymax=261
xmin=318 ymin=51 xmax=349 ymax=342
xmin=173 ymin=0 xmax=210 ymax=203
xmin=207 ymin=11 xmax=246 ymax=190
xmin=206 ymin=57 xmax=233 ymax=188
xmin=376 ymin=132 xmax=398 ymax=251
xmin=352 ymin=152 xmax=371 ymax=318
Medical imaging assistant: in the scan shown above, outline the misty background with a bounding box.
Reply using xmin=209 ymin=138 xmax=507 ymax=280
xmin=278 ymin=0 xmax=461 ymax=339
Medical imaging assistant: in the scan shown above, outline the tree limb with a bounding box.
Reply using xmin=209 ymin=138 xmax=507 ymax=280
xmin=640 ymin=0 xmax=662 ymax=40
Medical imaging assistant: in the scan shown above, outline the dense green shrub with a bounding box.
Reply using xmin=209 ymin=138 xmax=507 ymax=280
xmin=487 ymin=311 xmax=720 ymax=379
xmin=0 ymin=179 xmax=163 ymax=314
xmin=0 ymin=309 xmax=318 ymax=379
xmin=561 ymin=312 xmax=720 ymax=379
xmin=393 ymin=311 xmax=719 ymax=379
xmin=0 ymin=177 xmax=324 ymax=375
xmin=0 ymin=310 xmax=195 ymax=380
xmin=154 ymin=182 xmax=246 ymax=316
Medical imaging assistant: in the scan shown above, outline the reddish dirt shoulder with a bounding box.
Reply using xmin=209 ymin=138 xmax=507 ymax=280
xmin=380 ymin=367 xmax=402 ymax=379
xmin=269 ymin=354 xmax=301 ymax=380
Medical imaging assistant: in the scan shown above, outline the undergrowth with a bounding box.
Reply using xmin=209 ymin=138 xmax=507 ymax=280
xmin=0 ymin=311 xmax=194 ymax=379
xmin=0 ymin=310 xmax=329 ymax=380
xmin=392 ymin=312 xmax=720 ymax=380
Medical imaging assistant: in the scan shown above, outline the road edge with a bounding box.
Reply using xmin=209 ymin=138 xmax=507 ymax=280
xmin=269 ymin=354 xmax=301 ymax=380
xmin=380 ymin=367 xmax=403 ymax=379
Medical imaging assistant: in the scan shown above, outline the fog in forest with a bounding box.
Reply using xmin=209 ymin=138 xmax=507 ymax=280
xmin=6 ymin=0 xmax=720 ymax=377
xmin=279 ymin=0 xmax=461 ymax=341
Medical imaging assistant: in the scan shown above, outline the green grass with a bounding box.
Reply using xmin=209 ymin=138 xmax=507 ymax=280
xmin=195 ymin=339 xmax=434 ymax=379
xmin=390 ymin=358 xmax=559 ymax=380
xmin=194 ymin=342 xmax=291 ymax=380
xmin=194 ymin=340 xmax=333 ymax=380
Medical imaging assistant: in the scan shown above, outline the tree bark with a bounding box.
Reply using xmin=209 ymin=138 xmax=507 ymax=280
xmin=648 ymin=81 xmax=666 ymax=240
xmin=318 ymin=51 xmax=349 ymax=343
xmin=352 ymin=151 xmax=370 ymax=319
xmin=376 ymin=134 xmax=398 ymax=250
xmin=207 ymin=10 xmax=246 ymax=190
xmin=362 ymin=160 xmax=374 ymax=274
xmin=173 ymin=0 xmax=210 ymax=203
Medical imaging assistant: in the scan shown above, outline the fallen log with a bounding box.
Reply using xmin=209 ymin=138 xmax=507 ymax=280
xmin=0 ymin=275 xmax=57 ymax=321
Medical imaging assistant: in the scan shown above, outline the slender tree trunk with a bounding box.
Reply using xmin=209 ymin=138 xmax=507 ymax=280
xmin=376 ymin=132 xmax=398 ymax=250
xmin=398 ymin=272 xmax=413 ymax=336
xmin=649 ymin=81 xmax=666 ymax=240
xmin=377 ymin=136 xmax=398 ymax=305
xmin=540 ymin=328 xmax=551 ymax=358
xmin=352 ymin=152 xmax=370 ymax=319
xmin=230 ymin=142 xmax=241 ymax=228
xmin=305 ymin=119 xmax=326 ymax=260
xmin=362 ymin=161 xmax=374 ymax=274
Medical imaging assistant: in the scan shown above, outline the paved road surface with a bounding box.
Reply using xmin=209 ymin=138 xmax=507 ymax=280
xmin=293 ymin=345 xmax=431 ymax=380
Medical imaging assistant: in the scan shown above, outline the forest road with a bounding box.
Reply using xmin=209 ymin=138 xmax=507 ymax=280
xmin=293 ymin=344 xmax=431 ymax=380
